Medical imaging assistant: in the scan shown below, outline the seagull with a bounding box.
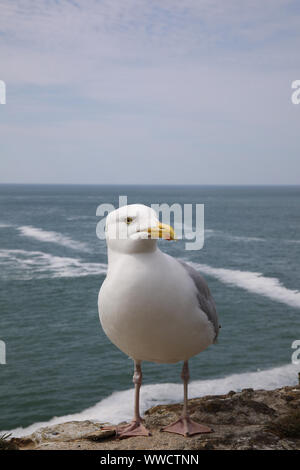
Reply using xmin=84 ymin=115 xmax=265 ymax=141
xmin=98 ymin=204 xmax=219 ymax=438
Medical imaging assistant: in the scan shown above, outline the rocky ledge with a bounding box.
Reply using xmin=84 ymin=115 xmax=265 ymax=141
xmin=4 ymin=384 xmax=300 ymax=450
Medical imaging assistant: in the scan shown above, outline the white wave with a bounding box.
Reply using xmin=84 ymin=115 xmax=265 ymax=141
xmin=206 ymin=231 xmax=300 ymax=244
xmin=18 ymin=226 xmax=90 ymax=252
xmin=191 ymin=262 xmax=300 ymax=309
xmin=6 ymin=362 xmax=298 ymax=438
xmin=0 ymin=223 xmax=12 ymax=228
xmin=226 ymin=234 xmax=264 ymax=242
xmin=172 ymin=224 xmax=216 ymax=238
xmin=0 ymin=249 xmax=107 ymax=279
xmin=67 ymin=216 xmax=94 ymax=221
xmin=205 ymin=229 xmax=264 ymax=243
xmin=205 ymin=229 xmax=216 ymax=236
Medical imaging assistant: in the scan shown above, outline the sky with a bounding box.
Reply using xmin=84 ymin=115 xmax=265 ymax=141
xmin=0 ymin=0 xmax=299 ymax=185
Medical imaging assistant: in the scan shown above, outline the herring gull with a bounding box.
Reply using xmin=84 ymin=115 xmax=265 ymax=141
xmin=98 ymin=204 xmax=219 ymax=437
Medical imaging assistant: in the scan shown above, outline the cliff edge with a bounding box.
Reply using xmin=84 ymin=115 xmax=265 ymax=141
xmin=5 ymin=384 xmax=300 ymax=451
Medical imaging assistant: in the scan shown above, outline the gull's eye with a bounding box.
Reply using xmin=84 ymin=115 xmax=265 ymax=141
xmin=126 ymin=217 xmax=133 ymax=224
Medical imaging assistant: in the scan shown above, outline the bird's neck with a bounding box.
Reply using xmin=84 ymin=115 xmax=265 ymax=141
xmin=107 ymin=240 xmax=158 ymax=266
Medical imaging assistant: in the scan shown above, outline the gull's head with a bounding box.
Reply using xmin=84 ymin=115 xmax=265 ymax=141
xmin=105 ymin=204 xmax=176 ymax=253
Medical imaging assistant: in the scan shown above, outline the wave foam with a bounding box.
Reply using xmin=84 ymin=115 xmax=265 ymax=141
xmin=18 ymin=226 xmax=90 ymax=252
xmin=0 ymin=249 xmax=107 ymax=279
xmin=226 ymin=234 xmax=264 ymax=242
xmin=6 ymin=363 xmax=298 ymax=438
xmin=205 ymin=229 xmax=264 ymax=243
xmin=192 ymin=262 xmax=300 ymax=308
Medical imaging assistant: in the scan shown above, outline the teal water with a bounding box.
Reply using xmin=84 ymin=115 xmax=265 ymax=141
xmin=0 ymin=184 xmax=299 ymax=434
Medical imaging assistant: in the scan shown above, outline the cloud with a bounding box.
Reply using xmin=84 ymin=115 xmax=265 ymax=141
xmin=1 ymin=0 xmax=299 ymax=86
xmin=0 ymin=0 xmax=299 ymax=183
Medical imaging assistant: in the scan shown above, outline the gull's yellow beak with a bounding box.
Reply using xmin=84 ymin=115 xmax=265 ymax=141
xmin=147 ymin=222 xmax=177 ymax=241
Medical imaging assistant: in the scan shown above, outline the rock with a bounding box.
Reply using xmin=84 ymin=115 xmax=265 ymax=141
xmin=86 ymin=429 xmax=116 ymax=441
xmin=0 ymin=433 xmax=19 ymax=451
xmin=11 ymin=420 xmax=109 ymax=446
xmin=5 ymin=384 xmax=300 ymax=451
xmin=30 ymin=420 xmax=106 ymax=443
xmin=265 ymin=410 xmax=300 ymax=439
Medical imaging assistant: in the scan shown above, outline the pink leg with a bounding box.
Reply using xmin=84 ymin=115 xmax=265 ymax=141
xmin=102 ymin=361 xmax=151 ymax=439
xmin=161 ymin=361 xmax=213 ymax=437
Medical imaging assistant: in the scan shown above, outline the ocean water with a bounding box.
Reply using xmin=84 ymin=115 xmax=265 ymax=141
xmin=0 ymin=184 xmax=299 ymax=436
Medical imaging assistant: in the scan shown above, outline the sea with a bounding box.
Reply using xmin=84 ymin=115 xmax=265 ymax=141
xmin=0 ymin=184 xmax=299 ymax=437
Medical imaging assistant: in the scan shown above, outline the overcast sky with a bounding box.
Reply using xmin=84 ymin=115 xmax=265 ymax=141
xmin=0 ymin=0 xmax=299 ymax=184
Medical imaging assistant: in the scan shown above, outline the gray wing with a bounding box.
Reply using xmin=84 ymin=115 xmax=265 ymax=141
xmin=178 ymin=260 xmax=219 ymax=341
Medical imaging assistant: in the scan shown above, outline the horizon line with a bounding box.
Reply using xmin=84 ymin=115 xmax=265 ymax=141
xmin=0 ymin=182 xmax=299 ymax=187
